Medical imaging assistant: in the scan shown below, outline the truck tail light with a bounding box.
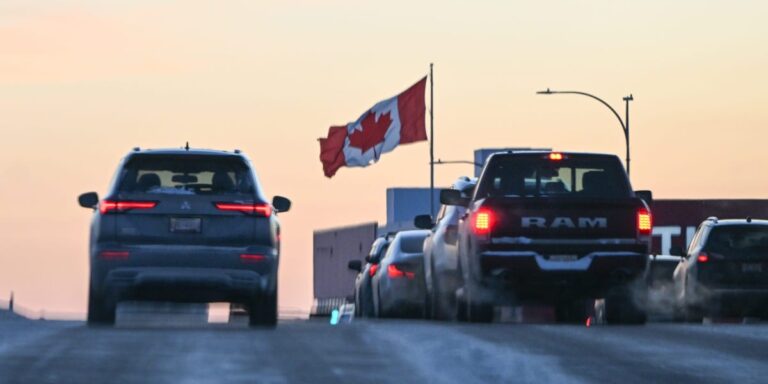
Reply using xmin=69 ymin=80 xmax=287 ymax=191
xmin=637 ymin=208 xmax=652 ymax=235
xmin=472 ymin=207 xmax=495 ymax=235
xmin=215 ymin=202 xmax=272 ymax=217
xmin=369 ymin=264 xmax=378 ymax=277
xmin=99 ymin=200 xmax=157 ymax=214
xmin=387 ymin=264 xmax=415 ymax=279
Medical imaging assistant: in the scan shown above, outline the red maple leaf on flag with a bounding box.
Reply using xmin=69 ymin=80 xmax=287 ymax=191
xmin=348 ymin=110 xmax=392 ymax=154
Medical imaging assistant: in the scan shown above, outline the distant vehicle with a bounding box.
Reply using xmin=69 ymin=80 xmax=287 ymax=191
xmin=78 ymin=147 xmax=291 ymax=327
xmin=414 ymin=176 xmax=477 ymax=320
xmin=673 ymin=218 xmax=768 ymax=321
xmin=371 ymin=230 xmax=430 ymax=318
xmin=348 ymin=236 xmax=392 ymax=317
xmin=442 ymin=151 xmax=652 ymax=324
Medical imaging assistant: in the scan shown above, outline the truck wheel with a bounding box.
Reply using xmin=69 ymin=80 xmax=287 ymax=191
xmin=555 ymin=300 xmax=589 ymax=324
xmin=605 ymin=290 xmax=647 ymax=325
xmin=249 ymin=291 xmax=278 ymax=328
xmin=87 ymin=288 xmax=116 ymax=326
xmin=467 ymin=303 xmax=494 ymax=323
xmin=683 ymin=304 xmax=704 ymax=323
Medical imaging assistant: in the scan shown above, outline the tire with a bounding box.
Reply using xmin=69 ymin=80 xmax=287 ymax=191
xmin=467 ymin=303 xmax=494 ymax=323
xmin=249 ymin=291 xmax=278 ymax=328
xmin=455 ymin=296 xmax=468 ymax=322
xmin=555 ymin=299 xmax=589 ymax=324
xmin=354 ymin=291 xmax=362 ymax=317
xmin=683 ymin=304 xmax=704 ymax=323
xmin=605 ymin=289 xmax=647 ymax=325
xmin=87 ymin=287 xmax=115 ymax=326
xmin=430 ymin=260 xmax=455 ymax=321
xmin=464 ymin=281 xmax=493 ymax=323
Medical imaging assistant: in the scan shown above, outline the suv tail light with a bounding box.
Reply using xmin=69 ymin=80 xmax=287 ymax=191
xmin=387 ymin=264 xmax=415 ymax=279
xmin=472 ymin=207 xmax=495 ymax=236
xmin=369 ymin=264 xmax=379 ymax=277
xmin=99 ymin=250 xmax=130 ymax=260
xmin=637 ymin=208 xmax=652 ymax=235
xmin=215 ymin=202 xmax=272 ymax=217
xmin=697 ymin=252 xmax=709 ymax=263
xmin=240 ymin=254 xmax=266 ymax=263
xmin=99 ymin=200 xmax=157 ymax=214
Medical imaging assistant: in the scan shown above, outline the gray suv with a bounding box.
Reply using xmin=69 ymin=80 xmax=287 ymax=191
xmin=673 ymin=217 xmax=768 ymax=321
xmin=78 ymin=148 xmax=290 ymax=327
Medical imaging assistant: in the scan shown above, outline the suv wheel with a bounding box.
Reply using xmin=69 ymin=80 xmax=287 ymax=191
xmin=87 ymin=287 xmax=116 ymax=326
xmin=555 ymin=299 xmax=590 ymax=324
xmin=249 ymin=291 xmax=277 ymax=328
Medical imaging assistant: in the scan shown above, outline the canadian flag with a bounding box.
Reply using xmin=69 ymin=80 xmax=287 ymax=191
xmin=319 ymin=77 xmax=427 ymax=178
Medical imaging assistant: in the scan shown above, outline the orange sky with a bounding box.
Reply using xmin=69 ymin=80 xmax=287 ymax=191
xmin=1 ymin=0 xmax=767 ymax=316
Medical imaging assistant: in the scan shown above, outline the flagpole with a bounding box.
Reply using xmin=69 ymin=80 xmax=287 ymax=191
xmin=429 ymin=63 xmax=435 ymax=220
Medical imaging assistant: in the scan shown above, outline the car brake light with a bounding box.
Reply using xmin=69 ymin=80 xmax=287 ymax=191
xmin=549 ymin=152 xmax=563 ymax=161
xmin=472 ymin=207 xmax=495 ymax=235
xmin=99 ymin=250 xmax=129 ymax=259
xmin=240 ymin=254 xmax=266 ymax=262
xmin=697 ymin=253 xmax=709 ymax=263
xmin=387 ymin=264 xmax=415 ymax=279
xmin=215 ymin=202 xmax=272 ymax=217
xmin=637 ymin=208 xmax=652 ymax=235
xmin=99 ymin=200 xmax=157 ymax=214
xmin=369 ymin=264 xmax=378 ymax=277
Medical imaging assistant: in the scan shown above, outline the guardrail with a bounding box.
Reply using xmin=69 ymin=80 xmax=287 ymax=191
xmin=311 ymin=297 xmax=349 ymax=317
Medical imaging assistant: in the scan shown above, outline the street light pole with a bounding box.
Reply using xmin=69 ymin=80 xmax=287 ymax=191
xmin=623 ymin=94 xmax=633 ymax=176
xmin=537 ymin=88 xmax=633 ymax=177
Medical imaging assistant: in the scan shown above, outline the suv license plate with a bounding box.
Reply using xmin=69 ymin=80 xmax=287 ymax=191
xmin=170 ymin=218 xmax=201 ymax=233
xmin=742 ymin=263 xmax=763 ymax=273
xmin=549 ymin=254 xmax=578 ymax=262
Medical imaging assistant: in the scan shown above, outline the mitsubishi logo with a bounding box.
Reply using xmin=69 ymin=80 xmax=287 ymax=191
xmin=180 ymin=201 xmax=192 ymax=210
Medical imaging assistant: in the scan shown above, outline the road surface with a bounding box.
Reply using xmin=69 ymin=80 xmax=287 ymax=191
xmin=1 ymin=313 xmax=767 ymax=383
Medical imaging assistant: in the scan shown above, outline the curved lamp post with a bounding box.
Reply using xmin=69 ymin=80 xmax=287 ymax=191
xmin=537 ymin=88 xmax=633 ymax=176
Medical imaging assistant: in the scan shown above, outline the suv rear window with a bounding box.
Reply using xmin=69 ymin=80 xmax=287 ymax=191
xmin=476 ymin=155 xmax=631 ymax=198
xmin=117 ymin=155 xmax=255 ymax=195
xmin=705 ymin=225 xmax=768 ymax=258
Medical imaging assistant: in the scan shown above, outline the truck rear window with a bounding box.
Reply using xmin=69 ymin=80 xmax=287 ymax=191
xmin=476 ymin=155 xmax=631 ymax=198
xmin=117 ymin=155 xmax=255 ymax=195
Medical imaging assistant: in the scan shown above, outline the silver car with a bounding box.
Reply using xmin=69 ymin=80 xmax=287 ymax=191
xmin=415 ymin=177 xmax=476 ymax=320
xmin=371 ymin=230 xmax=430 ymax=318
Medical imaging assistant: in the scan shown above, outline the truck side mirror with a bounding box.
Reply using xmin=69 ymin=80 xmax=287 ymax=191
xmin=440 ymin=189 xmax=469 ymax=206
xmin=414 ymin=214 xmax=434 ymax=229
xmin=347 ymin=260 xmax=362 ymax=272
xmin=78 ymin=192 xmax=99 ymax=209
xmin=635 ymin=190 xmax=653 ymax=205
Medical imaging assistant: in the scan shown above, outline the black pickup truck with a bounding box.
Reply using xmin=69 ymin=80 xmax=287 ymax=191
xmin=441 ymin=151 xmax=652 ymax=324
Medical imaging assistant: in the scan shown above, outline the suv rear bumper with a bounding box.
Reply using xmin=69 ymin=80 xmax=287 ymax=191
xmin=473 ymin=250 xmax=648 ymax=302
xmin=103 ymin=267 xmax=268 ymax=303
xmin=690 ymin=287 xmax=768 ymax=314
xmin=91 ymin=243 xmax=277 ymax=303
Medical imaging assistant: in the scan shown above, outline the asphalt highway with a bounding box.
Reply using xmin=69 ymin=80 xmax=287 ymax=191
xmin=1 ymin=312 xmax=767 ymax=384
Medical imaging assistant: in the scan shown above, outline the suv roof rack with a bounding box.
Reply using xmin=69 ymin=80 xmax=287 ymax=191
xmin=706 ymin=216 xmax=719 ymax=223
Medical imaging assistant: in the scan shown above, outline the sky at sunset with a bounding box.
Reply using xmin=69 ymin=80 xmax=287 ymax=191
xmin=1 ymin=0 xmax=767 ymax=316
